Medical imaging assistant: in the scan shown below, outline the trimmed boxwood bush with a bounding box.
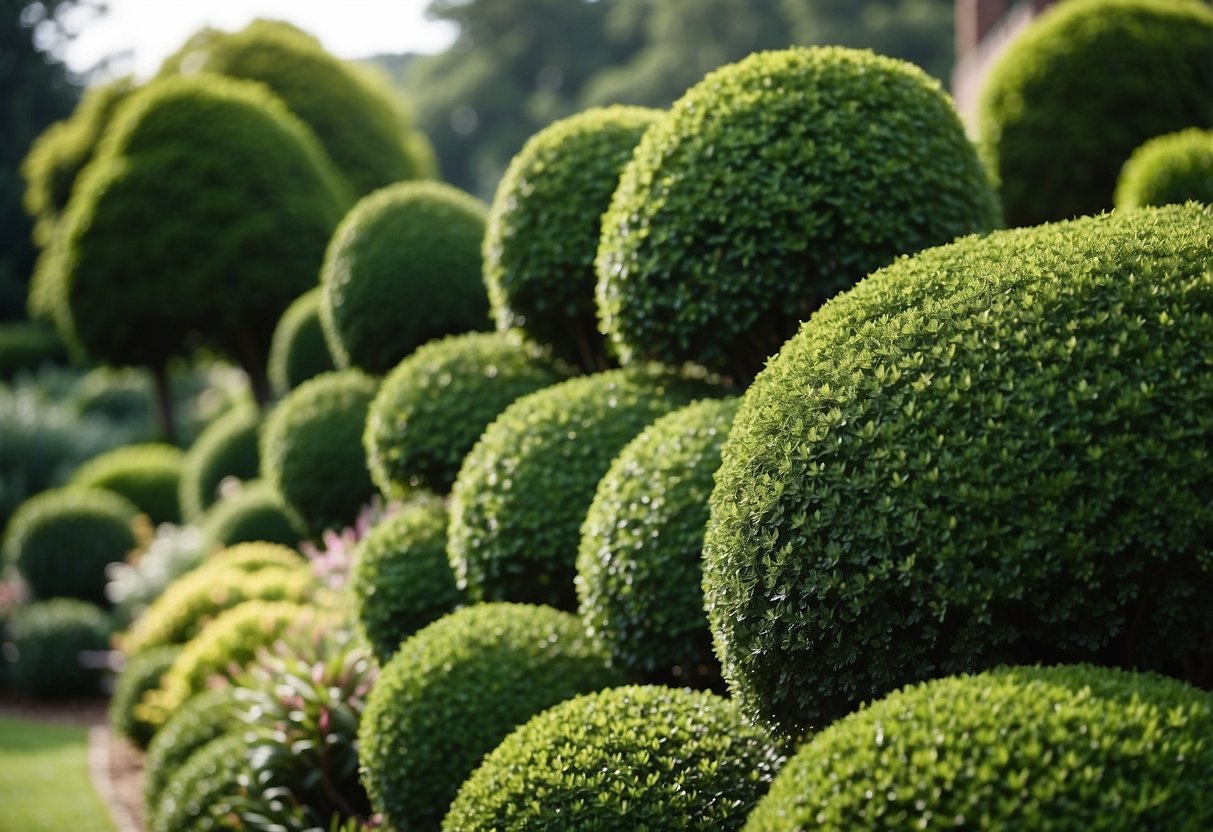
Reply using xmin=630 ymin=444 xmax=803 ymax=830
xmin=979 ymin=0 xmax=1213 ymax=227
xmin=267 ymin=288 xmax=335 ymax=399
xmin=149 ymin=732 xmax=247 ymax=832
xmin=449 ymin=367 xmax=714 ymax=610
xmin=485 ymin=106 xmax=661 ymax=370
xmin=179 ymin=404 xmax=261 ymax=522
xmin=350 ymin=498 xmax=462 ymax=663
xmin=577 ymin=397 xmax=738 ymax=685
xmin=745 ymin=665 xmax=1213 ymax=831
xmin=143 ymin=686 xmax=240 ymax=811
xmin=2 ymin=486 xmax=139 ymax=605
xmin=364 ymin=331 xmax=567 ymax=497
xmin=704 ymin=203 xmax=1213 ymax=739
xmin=7 ymin=598 xmax=112 ymax=696
xmin=596 ymin=46 xmax=1001 ymax=383
xmin=320 ymin=181 xmax=490 ymax=374
xmin=260 ymin=370 xmax=379 ymax=536
xmin=359 ymin=603 xmax=625 ymax=832
xmin=0 ymin=322 xmax=67 ymax=380
xmin=1116 ymin=127 xmax=1213 ymax=209
xmin=446 ymin=685 xmax=785 ymax=832
xmin=68 ymin=442 xmax=185 ymax=525
xmin=198 ymin=480 xmax=306 ymax=551
xmin=109 ymin=644 xmax=180 ymax=748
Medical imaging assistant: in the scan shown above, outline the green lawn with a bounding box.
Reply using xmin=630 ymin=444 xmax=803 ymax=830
xmin=0 ymin=716 xmax=116 ymax=832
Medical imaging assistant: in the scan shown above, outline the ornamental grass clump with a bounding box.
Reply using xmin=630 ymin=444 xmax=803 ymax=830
xmin=1115 ymin=128 xmax=1213 ymax=210
xmin=68 ymin=442 xmax=185 ymax=525
xmin=704 ymin=203 xmax=1213 ymax=740
xmin=266 ymin=288 xmax=335 ymax=398
xmin=596 ymin=46 xmax=1000 ymax=382
xmin=179 ymin=403 xmax=262 ymax=522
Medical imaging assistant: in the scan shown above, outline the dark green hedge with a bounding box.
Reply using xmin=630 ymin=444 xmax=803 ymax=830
xmin=597 ymin=46 xmax=1001 ymax=382
xmin=109 ymin=644 xmax=180 ymax=748
xmin=68 ymin=442 xmax=184 ymax=525
xmin=142 ymin=686 xmax=240 ymax=811
xmin=705 ymin=203 xmax=1213 ymax=740
xmin=0 ymin=322 xmax=67 ymax=380
xmin=7 ymin=598 xmax=112 ymax=697
xmin=1115 ymin=128 xmax=1213 ymax=209
xmin=149 ymin=732 xmax=247 ymax=832
xmin=979 ymin=0 xmax=1213 ymax=227
xmin=179 ymin=404 xmax=262 ymax=522
xmin=267 ymin=288 xmax=335 ymax=399
xmin=197 ymin=480 xmax=306 ymax=551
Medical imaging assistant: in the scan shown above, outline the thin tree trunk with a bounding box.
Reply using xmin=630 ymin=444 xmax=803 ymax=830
xmin=151 ymin=362 xmax=176 ymax=445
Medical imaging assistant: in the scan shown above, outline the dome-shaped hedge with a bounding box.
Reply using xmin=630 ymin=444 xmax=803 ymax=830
xmin=447 ymin=685 xmax=785 ymax=832
xmin=1115 ymin=128 xmax=1213 ymax=210
xmin=359 ymin=603 xmax=624 ymax=831
xmin=979 ymin=0 xmax=1213 ymax=227
xmin=2 ymin=486 xmax=139 ymax=605
xmin=349 ymin=498 xmax=463 ymax=663
xmin=745 ymin=665 xmax=1213 ymax=831
xmin=197 ymin=480 xmax=306 ymax=550
xmin=149 ymin=732 xmax=247 ymax=832
xmin=577 ymin=397 xmax=738 ymax=685
xmin=596 ymin=46 xmax=1001 ymax=382
xmin=260 ymin=370 xmax=379 ymax=536
xmin=485 ymin=106 xmax=661 ymax=370
xmin=68 ymin=442 xmax=184 ymax=525
xmin=179 ymin=404 xmax=262 ymax=522
xmin=449 ymin=367 xmax=714 ymax=610
xmin=704 ymin=203 xmax=1213 ymax=739
xmin=320 ymin=181 xmax=490 ymax=374
xmin=267 ymin=288 xmax=335 ymax=398
xmin=142 ymin=686 xmax=240 ymax=811
xmin=109 ymin=644 xmax=180 ymax=748
xmin=0 ymin=321 xmax=67 ymax=380
xmin=7 ymin=598 xmax=113 ymax=697
xmin=364 ymin=331 xmax=566 ymax=497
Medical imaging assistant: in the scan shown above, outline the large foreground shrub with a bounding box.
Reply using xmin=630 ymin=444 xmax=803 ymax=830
xmin=1115 ymin=127 xmax=1213 ymax=209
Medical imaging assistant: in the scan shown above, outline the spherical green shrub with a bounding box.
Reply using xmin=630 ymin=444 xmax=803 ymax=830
xmin=260 ymin=370 xmax=379 ymax=536
xmin=2 ymin=486 xmax=139 ymax=605
xmin=744 ymin=665 xmax=1213 ymax=831
xmin=350 ymin=498 xmax=462 ymax=663
xmin=359 ymin=603 xmax=624 ymax=831
xmin=979 ymin=0 xmax=1213 ymax=227
xmin=198 ymin=540 xmax=307 ymax=574
xmin=596 ymin=46 xmax=1001 ymax=382
xmin=68 ymin=442 xmax=185 ymax=525
xmin=179 ymin=404 xmax=262 ymax=522
xmin=449 ymin=367 xmax=715 ymax=610
xmin=267 ymin=288 xmax=335 ymax=399
xmin=446 ymin=685 xmax=785 ymax=832
xmin=577 ymin=397 xmax=738 ymax=685
xmin=150 ymin=731 xmax=247 ymax=832
xmin=704 ymin=203 xmax=1213 ymax=739
xmin=1116 ymin=128 xmax=1213 ymax=209
xmin=364 ymin=331 xmax=566 ymax=497
xmin=143 ymin=686 xmax=240 ymax=811
xmin=485 ymin=106 xmax=661 ymax=370
xmin=0 ymin=321 xmax=67 ymax=380
xmin=320 ymin=181 xmax=490 ymax=374
xmin=109 ymin=644 xmax=181 ymax=748
xmin=8 ymin=598 xmax=113 ymax=697
xmin=197 ymin=480 xmax=306 ymax=550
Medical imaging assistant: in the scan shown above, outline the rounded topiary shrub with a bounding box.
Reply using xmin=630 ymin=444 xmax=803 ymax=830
xmin=8 ymin=599 xmax=113 ymax=697
xmin=109 ymin=644 xmax=181 ymax=748
xmin=68 ymin=442 xmax=185 ymax=525
xmin=1115 ymin=127 xmax=1213 ymax=210
xmin=320 ymin=181 xmax=490 ymax=374
xmin=198 ymin=540 xmax=307 ymax=574
xmin=2 ymin=487 xmax=139 ymax=605
xmin=449 ymin=367 xmax=715 ymax=610
xmin=197 ymin=480 xmax=306 ymax=550
xmin=142 ymin=686 xmax=240 ymax=811
xmin=596 ymin=46 xmax=1001 ymax=382
xmin=447 ymin=685 xmax=785 ymax=832
xmin=267 ymin=288 xmax=335 ymax=399
xmin=179 ymin=403 xmax=262 ymax=522
xmin=364 ymin=331 xmax=567 ymax=497
xmin=704 ymin=203 xmax=1213 ymax=739
xmin=745 ymin=665 xmax=1213 ymax=831
xmin=359 ymin=603 xmax=624 ymax=832
xmin=577 ymin=397 xmax=738 ymax=685
xmin=260 ymin=370 xmax=379 ymax=536
xmin=149 ymin=731 xmax=247 ymax=832
xmin=0 ymin=322 xmax=67 ymax=380
xmin=485 ymin=106 xmax=661 ymax=370
xmin=349 ymin=498 xmax=463 ymax=664
xmin=979 ymin=0 xmax=1213 ymax=227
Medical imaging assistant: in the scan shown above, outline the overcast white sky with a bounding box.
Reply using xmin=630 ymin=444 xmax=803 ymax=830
xmin=62 ymin=0 xmax=458 ymax=79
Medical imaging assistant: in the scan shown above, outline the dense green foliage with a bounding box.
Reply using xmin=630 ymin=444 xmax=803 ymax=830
xmin=359 ymin=603 xmax=624 ymax=831
xmin=7 ymin=598 xmax=112 ymax=696
xmin=705 ymin=204 xmax=1213 ymax=739
xmin=320 ymin=181 xmax=490 ymax=374
xmin=449 ymin=367 xmax=714 ymax=610
xmin=485 ymin=106 xmax=660 ymax=369
xmin=745 ymin=666 xmax=1213 ymax=831
xmin=108 ymin=644 xmax=180 ymax=748
xmin=149 ymin=732 xmax=247 ymax=832
xmin=447 ymin=685 xmax=785 ymax=831
xmin=364 ymin=331 xmax=566 ymax=497
xmin=2 ymin=486 xmax=138 ymax=605
xmin=1115 ymin=128 xmax=1213 ymax=209
xmin=142 ymin=687 xmax=240 ymax=811
xmin=577 ymin=397 xmax=737 ymax=685
xmin=179 ymin=403 xmax=261 ymax=522
xmin=68 ymin=442 xmax=184 ymax=524
xmin=979 ymin=0 xmax=1213 ymax=227
xmin=260 ymin=370 xmax=379 ymax=536
xmin=0 ymin=321 xmax=66 ymax=379
xmin=597 ymin=46 xmax=1001 ymax=381
xmin=198 ymin=480 xmax=306 ymax=550
xmin=266 ymin=288 xmax=334 ymax=398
